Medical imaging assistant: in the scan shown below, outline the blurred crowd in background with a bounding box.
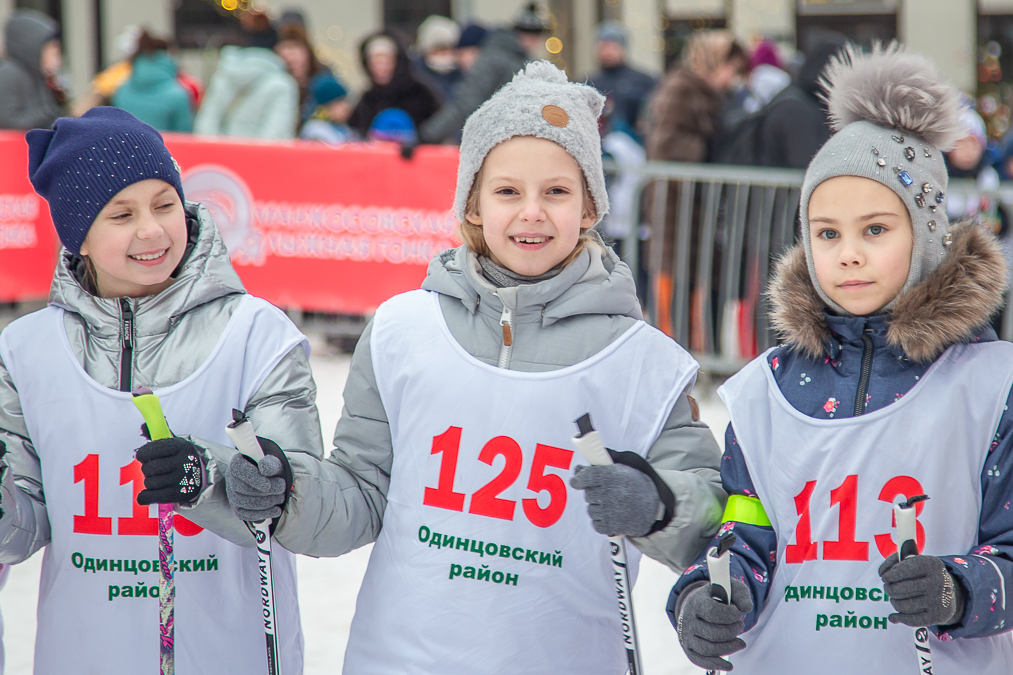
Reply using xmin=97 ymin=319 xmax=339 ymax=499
xmin=0 ymin=1 xmax=1008 ymax=187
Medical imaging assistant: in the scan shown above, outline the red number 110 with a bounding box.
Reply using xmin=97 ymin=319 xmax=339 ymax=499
xmin=786 ymin=474 xmax=927 ymax=563
xmin=423 ymin=426 xmax=574 ymax=528
xmin=73 ymin=454 xmax=203 ymax=536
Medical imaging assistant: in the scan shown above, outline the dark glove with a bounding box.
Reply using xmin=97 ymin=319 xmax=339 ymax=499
xmin=399 ymin=142 xmax=418 ymax=160
xmin=225 ymin=437 xmax=293 ymax=522
xmin=676 ymin=578 xmax=753 ymax=671
xmin=879 ymin=553 xmax=965 ymax=627
xmin=135 ymin=437 xmax=204 ymax=505
xmin=570 ymin=463 xmax=663 ymax=537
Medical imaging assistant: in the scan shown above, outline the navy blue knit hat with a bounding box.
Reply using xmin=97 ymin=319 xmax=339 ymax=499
xmin=456 ymin=23 xmax=488 ymax=49
xmin=26 ymin=107 xmax=185 ymax=257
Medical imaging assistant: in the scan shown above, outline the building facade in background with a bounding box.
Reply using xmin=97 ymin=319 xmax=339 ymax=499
xmin=1 ymin=0 xmax=1012 ymax=138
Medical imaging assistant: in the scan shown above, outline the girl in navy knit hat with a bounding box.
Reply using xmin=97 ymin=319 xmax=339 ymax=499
xmin=0 ymin=107 xmax=322 ymax=672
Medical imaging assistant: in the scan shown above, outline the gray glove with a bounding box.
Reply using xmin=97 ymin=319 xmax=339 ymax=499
xmin=226 ymin=454 xmax=287 ymax=522
xmin=570 ymin=463 xmax=663 ymax=537
xmin=879 ymin=553 xmax=965 ymax=627
xmin=676 ymin=578 xmax=753 ymax=672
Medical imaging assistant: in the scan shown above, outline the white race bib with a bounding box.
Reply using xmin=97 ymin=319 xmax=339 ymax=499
xmin=1 ymin=295 xmax=307 ymax=674
xmin=344 ymin=289 xmax=699 ymax=674
xmin=719 ymin=343 xmax=1013 ymax=674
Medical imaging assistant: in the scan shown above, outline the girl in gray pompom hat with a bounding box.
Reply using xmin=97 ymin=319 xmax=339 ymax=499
xmin=238 ymin=60 xmax=725 ymax=673
xmin=670 ymin=43 xmax=1013 ymax=674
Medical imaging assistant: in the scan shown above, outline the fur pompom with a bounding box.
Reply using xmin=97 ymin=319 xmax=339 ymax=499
xmin=823 ymin=42 xmax=965 ymax=151
xmin=513 ymin=60 xmax=569 ymax=85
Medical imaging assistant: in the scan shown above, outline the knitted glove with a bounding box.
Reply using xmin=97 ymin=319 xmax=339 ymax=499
xmin=676 ymin=579 xmax=753 ymax=672
xmin=225 ymin=437 xmax=293 ymax=522
xmin=879 ymin=553 xmax=965 ymax=627
xmin=135 ymin=437 xmax=204 ymax=505
xmin=570 ymin=463 xmax=662 ymax=537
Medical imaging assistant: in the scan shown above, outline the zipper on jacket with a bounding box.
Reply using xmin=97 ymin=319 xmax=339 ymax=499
xmin=119 ymin=298 xmax=134 ymax=392
xmin=498 ymin=305 xmax=513 ymax=369
xmin=853 ymin=328 xmax=874 ymax=417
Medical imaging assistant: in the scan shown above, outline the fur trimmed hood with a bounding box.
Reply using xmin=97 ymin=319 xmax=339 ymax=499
xmin=769 ymin=222 xmax=1007 ymax=362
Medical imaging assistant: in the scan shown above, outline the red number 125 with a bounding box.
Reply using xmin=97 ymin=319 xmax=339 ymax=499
xmin=423 ymin=426 xmax=574 ymax=528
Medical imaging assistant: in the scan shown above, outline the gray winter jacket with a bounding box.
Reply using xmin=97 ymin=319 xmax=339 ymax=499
xmin=0 ymin=10 xmax=62 ymax=130
xmin=418 ymin=29 xmax=529 ymax=144
xmin=0 ymin=203 xmax=323 ymax=561
xmin=193 ymin=46 xmax=299 ymax=139
xmin=273 ymin=243 xmax=725 ymax=572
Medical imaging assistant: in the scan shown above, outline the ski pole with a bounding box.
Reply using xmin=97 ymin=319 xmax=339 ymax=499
xmin=704 ymin=533 xmax=738 ymax=675
xmin=573 ymin=413 xmax=643 ymax=675
xmin=224 ymin=409 xmax=283 ymax=675
xmin=131 ymin=387 xmax=175 ymax=675
xmin=894 ymin=494 xmax=932 ymax=674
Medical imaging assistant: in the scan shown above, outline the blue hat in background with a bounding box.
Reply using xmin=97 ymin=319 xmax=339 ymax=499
xmin=368 ymin=108 xmax=417 ymax=144
xmin=596 ymin=21 xmax=628 ymax=48
xmin=311 ymin=73 xmax=348 ymax=105
xmin=456 ymin=23 xmax=488 ymax=49
xmin=26 ymin=106 xmax=185 ymax=257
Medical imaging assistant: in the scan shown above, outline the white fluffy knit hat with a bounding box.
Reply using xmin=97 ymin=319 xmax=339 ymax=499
xmin=453 ymin=61 xmax=609 ymax=226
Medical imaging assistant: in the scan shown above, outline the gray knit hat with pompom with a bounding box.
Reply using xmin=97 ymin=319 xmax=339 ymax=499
xmin=454 ymin=60 xmax=609 ymax=226
xmin=801 ymin=43 xmax=965 ymax=314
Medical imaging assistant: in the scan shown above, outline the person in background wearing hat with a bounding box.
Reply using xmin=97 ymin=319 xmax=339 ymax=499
xmin=215 ymin=61 xmax=723 ymax=674
xmin=455 ymin=22 xmax=489 ymax=75
xmin=416 ymin=2 xmax=548 ymax=145
xmin=411 ymin=15 xmax=463 ymax=104
xmin=0 ymin=9 xmax=65 ymax=130
xmin=112 ymin=30 xmax=194 ymax=133
xmin=586 ymin=21 xmax=656 ymax=143
xmin=349 ymin=32 xmax=440 ymax=139
xmin=367 ymin=108 xmax=417 ymax=144
xmin=194 ymin=12 xmax=300 ymax=139
xmin=0 ymin=107 xmax=321 ymax=672
xmin=300 ymin=74 xmax=355 ymax=144
xmin=670 ymin=44 xmax=1013 ymax=674
xmin=945 ymin=103 xmax=1005 ymax=232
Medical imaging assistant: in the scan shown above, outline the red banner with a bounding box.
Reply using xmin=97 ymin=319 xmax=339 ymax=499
xmin=0 ymin=133 xmax=58 ymax=302
xmin=0 ymin=131 xmax=461 ymax=313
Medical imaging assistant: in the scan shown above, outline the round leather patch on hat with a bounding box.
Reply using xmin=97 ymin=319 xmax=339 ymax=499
xmin=542 ymin=105 xmax=569 ymax=127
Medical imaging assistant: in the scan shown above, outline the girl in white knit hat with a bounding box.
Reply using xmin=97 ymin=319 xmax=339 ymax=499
xmin=217 ymin=60 xmax=725 ymax=673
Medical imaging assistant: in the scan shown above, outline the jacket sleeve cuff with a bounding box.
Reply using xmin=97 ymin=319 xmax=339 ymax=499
xmin=179 ymin=435 xmax=238 ymax=510
xmin=629 ymin=469 xmax=724 ymax=572
xmin=935 ymin=554 xmax=1010 ymax=639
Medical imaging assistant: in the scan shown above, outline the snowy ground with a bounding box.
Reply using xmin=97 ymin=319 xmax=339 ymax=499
xmin=0 ymin=336 xmax=729 ymax=675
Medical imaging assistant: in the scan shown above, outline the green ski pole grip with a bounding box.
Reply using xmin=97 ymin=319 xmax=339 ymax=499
xmin=133 ymin=394 xmax=172 ymax=440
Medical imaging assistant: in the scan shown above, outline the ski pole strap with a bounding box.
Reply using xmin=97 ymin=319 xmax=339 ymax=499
xmin=722 ymin=495 xmax=771 ymax=527
xmin=606 ymin=448 xmax=676 ymax=536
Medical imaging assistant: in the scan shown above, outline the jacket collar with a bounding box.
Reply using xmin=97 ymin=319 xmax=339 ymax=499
xmin=49 ymin=202 xmax=246 ymax=338
xmin=769 ymin=222 xmax=1006 ymax=362
xmin=420 ymin=238 xmax=643 ymax=325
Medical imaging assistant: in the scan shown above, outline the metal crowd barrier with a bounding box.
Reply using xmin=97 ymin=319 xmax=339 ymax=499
xmin=602 ymin=159 xmax=1013 ymax=375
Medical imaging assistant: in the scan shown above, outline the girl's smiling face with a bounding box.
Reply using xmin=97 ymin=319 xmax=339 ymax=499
xmin=809 ymin=175 xmax=913 ymax=315
xmin=468 ymin=136 xmax=594 ymax=276
xmin=79 ymin=179 xmax=188 ymax=298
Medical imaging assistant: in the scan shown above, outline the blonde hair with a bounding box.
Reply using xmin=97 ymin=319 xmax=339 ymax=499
xmin=681 ymin=30 xmax=744 ymax=79
xmin=460 ymin=166 xmax=600 ymax=267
